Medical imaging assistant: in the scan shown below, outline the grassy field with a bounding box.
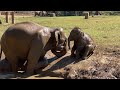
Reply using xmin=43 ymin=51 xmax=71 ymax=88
xmin=0 ymin=15 xmax=120 ymax=48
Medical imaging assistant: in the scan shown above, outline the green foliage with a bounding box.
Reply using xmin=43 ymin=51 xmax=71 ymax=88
xmin=53 ymin=11 xmax=120 ymax=16
xmin=102 ymin=11 xmax=120 ymax=15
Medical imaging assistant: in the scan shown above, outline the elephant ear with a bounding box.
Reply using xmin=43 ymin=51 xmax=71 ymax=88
xmin=55 ymin=28 xmax=63 ymax=46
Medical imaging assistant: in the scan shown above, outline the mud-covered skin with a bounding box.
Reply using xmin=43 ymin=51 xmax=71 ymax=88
xmin=0 ymin=22 xmax=67 ymax=75
xmin=68 ymin=27 xmax=96 ymax=60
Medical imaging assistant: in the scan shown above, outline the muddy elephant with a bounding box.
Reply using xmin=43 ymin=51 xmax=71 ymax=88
xmin=68 ymin=27 xmax=96 ymax=60
xmin=0 ymin=22 xmax=68 ymax=74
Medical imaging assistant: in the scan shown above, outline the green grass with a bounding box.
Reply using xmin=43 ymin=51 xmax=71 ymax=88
xmin=0 ymin=15 xmax=120 ymax=47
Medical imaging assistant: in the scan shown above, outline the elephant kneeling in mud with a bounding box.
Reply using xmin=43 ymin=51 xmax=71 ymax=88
xmin=68 ymin=27 xmax=96 ymax=60
xmin=0 ymin=22 xmax=68 ymax=75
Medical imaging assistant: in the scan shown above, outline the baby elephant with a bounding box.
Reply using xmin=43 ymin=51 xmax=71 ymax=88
xmin=68 ymin=27 xmax=96 ymax=60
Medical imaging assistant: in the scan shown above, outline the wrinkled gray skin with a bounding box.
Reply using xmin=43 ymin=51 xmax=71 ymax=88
xmin=0 ymin=22 xmax=68 ymax=74
xmin=68 ymin=27 xmax=95 ymax=60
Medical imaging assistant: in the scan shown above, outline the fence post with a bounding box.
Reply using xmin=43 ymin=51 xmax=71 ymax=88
xmin=0 ymin=12 xmax=2 ymax=24
xmin=5 ymin=12 xmax=8 ymax=23
xmin=11 ymin=12 xmax=14 ymax=24
xmin=0 ymin=20 xmax=2 ymax=24
xmin=84 ymin=12 xmax=89 ymax=19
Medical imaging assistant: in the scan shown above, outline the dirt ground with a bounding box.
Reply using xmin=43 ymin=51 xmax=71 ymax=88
xmin=0 ymin=45 xmax=120 ymax=79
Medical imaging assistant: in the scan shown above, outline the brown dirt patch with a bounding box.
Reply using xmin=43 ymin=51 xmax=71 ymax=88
xmin=0 ymin=45 xmax=120 ymax=79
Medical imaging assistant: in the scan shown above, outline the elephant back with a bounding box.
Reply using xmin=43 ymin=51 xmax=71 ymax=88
xmin=0 ymin=22 xmax=46 ymax=60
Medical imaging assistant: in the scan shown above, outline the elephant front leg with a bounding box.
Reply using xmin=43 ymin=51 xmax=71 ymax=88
xmin=37 ymin=51 xmax=48 ymax=69
xmin=26 ymin=57 xmax=38 ymax=75
xmin=26 ymin=38 xmax=45 ymax=75
xmin=27 ymin=49 xmax=48 ymax=75
xmin=70 ymin=44 xmax=76 ymax=58
xmin=33 ymin=54 xmax=48 ymax=74
xmin=75 ymin=46 xmax=84 ymax=60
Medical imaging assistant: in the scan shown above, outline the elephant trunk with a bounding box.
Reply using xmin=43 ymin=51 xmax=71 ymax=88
xmin=51 ymin=48 xmax=67 ymax=58
xmin=51 ymin=38 xmax=68 ymax=58
xmin=68 ymin=36 xmax=71 ymax=50
xmin=64 ymin=37 xmax=68 ymax=52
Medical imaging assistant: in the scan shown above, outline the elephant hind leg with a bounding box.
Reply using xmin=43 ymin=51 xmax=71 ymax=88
xmin=81 ymin=44 xmax=94 ymax=60
xmin=86 ymin=45 xmax=95 ymax=58
xmin=6 ymin=55 xmax=18 ymax=73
